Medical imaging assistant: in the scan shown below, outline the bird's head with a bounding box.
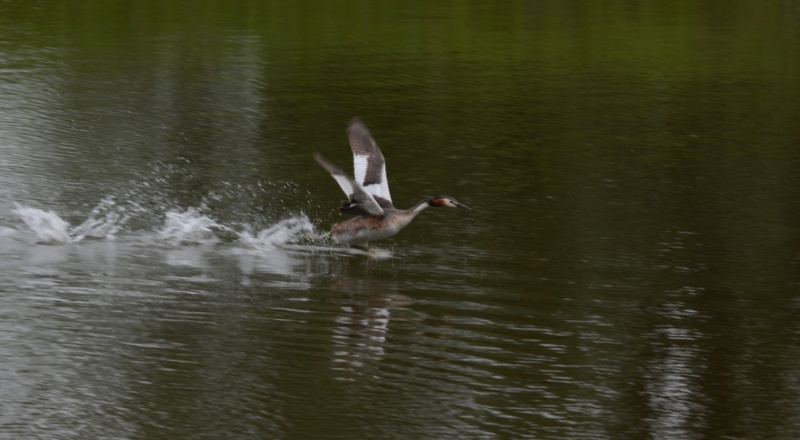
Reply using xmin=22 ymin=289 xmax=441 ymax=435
xmin=428 ymin=196 xmax=470 ymax=210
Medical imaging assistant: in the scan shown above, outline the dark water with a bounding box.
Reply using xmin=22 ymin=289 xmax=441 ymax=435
xmin=2 ymin=1 xmax=800 ymax=438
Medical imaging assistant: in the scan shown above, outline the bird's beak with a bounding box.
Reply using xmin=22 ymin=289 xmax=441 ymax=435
xmin=456 ymin=202 xmax=471 ymax=210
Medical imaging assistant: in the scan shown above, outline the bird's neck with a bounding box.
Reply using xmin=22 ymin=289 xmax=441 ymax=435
xmin=382 ymin=198 xmax=433 ymax=232
xmin=407 ymin=198 xmax=433 ymax=216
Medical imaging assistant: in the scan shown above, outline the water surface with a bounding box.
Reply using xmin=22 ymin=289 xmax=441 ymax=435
xmin=2 ymin=1 xmax=800 ymax=438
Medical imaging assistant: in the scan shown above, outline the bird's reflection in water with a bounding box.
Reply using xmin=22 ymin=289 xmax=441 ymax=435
xmin=328 ymin=263 xmax=414 ymax=378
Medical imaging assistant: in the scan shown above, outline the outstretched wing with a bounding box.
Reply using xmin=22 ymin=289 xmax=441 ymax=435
xmin=347 ymin=118 xmax=393 ymax=209
xmin=314 ymin=153 xmax=385 ymax=216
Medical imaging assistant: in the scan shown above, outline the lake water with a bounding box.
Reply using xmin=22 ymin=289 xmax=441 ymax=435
xmin=2 ymin=1 xmax=800 ymax=438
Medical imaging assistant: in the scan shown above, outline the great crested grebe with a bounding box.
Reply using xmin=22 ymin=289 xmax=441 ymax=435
xmin=314 ymin=118 xmax=470 ymax=247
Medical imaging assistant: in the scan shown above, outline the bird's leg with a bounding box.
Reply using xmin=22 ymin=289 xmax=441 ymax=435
xmin=310 ymin=230 xmax=330 ymax=241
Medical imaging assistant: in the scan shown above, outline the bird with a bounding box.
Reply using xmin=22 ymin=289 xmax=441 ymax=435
xmin=314 ymin=118 xmax=470 ymax=248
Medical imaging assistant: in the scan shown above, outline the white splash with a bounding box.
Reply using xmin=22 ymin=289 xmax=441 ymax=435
xmin=12 ymin=204 xmax=72 ymax=244
xmin=158 ymin=207 xmax=233 ymax=245
xmin=12 ymin=198 xmax=320 ymax=250
xmin=239 ymin=214 xmax=317 ymax=249
xmin=71 ymin=196 xmax=128 ymax=241
xmin=13 ymin=197 xmax=129 ymax=244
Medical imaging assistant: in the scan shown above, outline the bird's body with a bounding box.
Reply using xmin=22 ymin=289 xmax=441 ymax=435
xmin=315 ymin=118 xmax=469 ymax=247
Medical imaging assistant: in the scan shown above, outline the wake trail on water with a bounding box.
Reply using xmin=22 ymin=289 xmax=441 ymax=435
xmin=11 ymin=197 xmax=322 ymax=249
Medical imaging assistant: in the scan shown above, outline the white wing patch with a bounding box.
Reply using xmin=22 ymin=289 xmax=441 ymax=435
xmin=353 ymin=155 xmax=392 ymax=203
xmin=345 ymin=180 xmax=385 ymax=216
xmin=353 ymin=155 xmax=369 ymax=187
xmin=331 ymin=174 xmax=355 ymax=197
xmin=315 ymin=152 xmax=386 ymax=216
xmin=364 ymin=163 xmax=391 ymax=202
